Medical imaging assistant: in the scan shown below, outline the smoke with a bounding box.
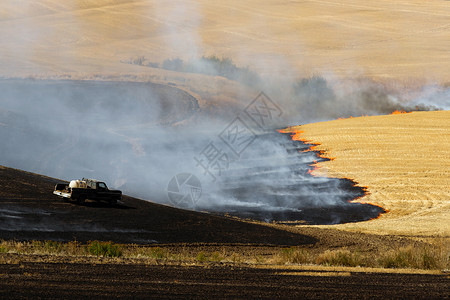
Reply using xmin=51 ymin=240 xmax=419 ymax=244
xmin=152 ymin=0 xmax=203 ymax=60
xmin=262 ymin=76 xmax=447 ymax=125
xmin=193 ymin=131 xmax=384 ymax=224
xmin=408 ymin=84 xmax=450 ymax=111
xmin=1 ymin=75 xmax=445 ymax=224
xmin=0 ymin=78 xmax=387 ymax=224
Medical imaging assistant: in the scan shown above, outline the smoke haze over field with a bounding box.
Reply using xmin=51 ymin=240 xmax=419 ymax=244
xmin=0 ymin=1 xmax=449 ymax=223
xmin=0 ymin=78 xmax=444 ymax=223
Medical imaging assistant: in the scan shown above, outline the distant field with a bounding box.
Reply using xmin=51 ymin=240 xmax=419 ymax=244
xmin=285 ymin=111 xmax=450 ymax=237
xmin=0 ymin=0 xmax=449 ymax=83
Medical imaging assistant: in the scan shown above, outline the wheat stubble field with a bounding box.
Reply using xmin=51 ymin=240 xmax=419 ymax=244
xmin=286 ymin=111 xmax=450 ymax=237
xmin=0 ymin=0 xmax=449 ymax=83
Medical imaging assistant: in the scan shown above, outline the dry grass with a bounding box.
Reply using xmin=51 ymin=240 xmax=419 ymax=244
xmin=315 ymin=249 xmax=362 ymax=267
xmin=285 ymin=111 xmax=450 ymax=237
xmin=1 ymin=240 xmax=447 ymax=271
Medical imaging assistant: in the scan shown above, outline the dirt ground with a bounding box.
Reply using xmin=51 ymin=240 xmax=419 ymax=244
xmin=0 ymin=166 xmax=315 ymax=246
xmin=0 ymin=258 xmax=448 ymax=299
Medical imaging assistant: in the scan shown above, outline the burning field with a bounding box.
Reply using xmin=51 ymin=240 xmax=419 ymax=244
xmin=0 ymin=79 xmax=448 ymax=229
xmin=0 ymin=1 xmax=449 ymax=297
xmin=0 ymin=164 xmax=449 ymax=298
xmin=200 ymin=131 xmax=386 ymax=225
xmin=0 ymin=78 xmax=393 ymax=226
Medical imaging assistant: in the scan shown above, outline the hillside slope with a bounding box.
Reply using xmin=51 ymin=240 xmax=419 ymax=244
xmin=0 ymin=166 xmax=314 ymax=245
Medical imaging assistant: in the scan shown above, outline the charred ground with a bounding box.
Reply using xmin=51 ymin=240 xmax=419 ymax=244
xmin=0 ymin=166 xmax=314 ymax=245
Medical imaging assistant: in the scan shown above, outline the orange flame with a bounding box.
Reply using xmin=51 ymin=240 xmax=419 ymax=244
xmin=280 ymin=128 xmax=336 ymax=161
xmin=337 ymin=111 xmax=409 ymax=118
xmin=307 ymin=160 xmax=319 ymax=175
xmin=335 ymin=178 xmax=387 ymax=220
xmin=390 ymin=110 xmax=410 ymax=115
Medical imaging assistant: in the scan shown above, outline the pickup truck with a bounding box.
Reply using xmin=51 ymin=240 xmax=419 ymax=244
xmin=53 ymin=178 xmax=122 ymax=205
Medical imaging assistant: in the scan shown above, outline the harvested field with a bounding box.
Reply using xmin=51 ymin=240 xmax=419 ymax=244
xmin=285 ymin=111 xmax=450 ymax=237
xmin=0 ymin=1 xmax=449 ymax=83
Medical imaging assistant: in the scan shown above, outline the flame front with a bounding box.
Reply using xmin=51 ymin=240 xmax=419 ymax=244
xmin=279 ymin=126 xmax=387 ymax=221
xmin=279 ymin=128 xmax=335 ymax=162
xmin=307 ymin=160 xmax=319 ymax=175
xmin=390 ymin=110 xmax=410 ymax=115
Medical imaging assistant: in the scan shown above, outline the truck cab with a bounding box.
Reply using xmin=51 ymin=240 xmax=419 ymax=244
xmin=84 ymin=178 xmax=108 ymax=190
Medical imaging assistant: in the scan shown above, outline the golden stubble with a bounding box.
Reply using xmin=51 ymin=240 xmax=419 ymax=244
xmin=287 ymin=111 xmax=450 ymax=237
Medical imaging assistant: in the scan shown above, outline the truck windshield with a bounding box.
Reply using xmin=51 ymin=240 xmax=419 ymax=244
xmin=98 ymin=182 xmax=107 ymax=189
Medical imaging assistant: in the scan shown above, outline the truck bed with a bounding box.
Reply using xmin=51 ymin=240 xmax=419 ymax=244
xmin=53 ymin=190 xmax=72 ymax=198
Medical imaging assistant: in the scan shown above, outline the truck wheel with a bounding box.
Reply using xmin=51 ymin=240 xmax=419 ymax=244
xmin=77 ymin=195 xmax=86 ymax=204
xmin=109 ymin=199 xmax=117 ymax=206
